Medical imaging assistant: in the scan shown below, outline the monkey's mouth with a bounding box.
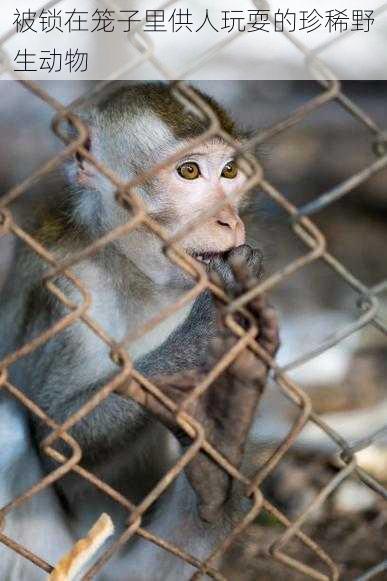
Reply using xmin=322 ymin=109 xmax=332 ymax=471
xmin=189 ymin=250 xmax=227 ymax=265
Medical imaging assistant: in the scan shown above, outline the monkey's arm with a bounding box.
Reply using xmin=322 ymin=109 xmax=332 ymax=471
xmin=118 ymin=252 xmax=279 ymax=523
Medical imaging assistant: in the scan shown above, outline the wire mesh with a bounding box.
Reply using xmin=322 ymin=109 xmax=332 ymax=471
xmin=0 ymin=2 xmax=387 ymax=580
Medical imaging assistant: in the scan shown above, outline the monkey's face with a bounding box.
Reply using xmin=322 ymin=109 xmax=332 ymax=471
xmin=152 ymin=140 xmax=248 ymax=271
xmin=67 ymin=98 xmax=250 ymax=287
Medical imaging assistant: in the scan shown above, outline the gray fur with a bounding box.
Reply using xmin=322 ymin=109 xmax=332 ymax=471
xmin=0 ymin=83 xmax=262 ymax=580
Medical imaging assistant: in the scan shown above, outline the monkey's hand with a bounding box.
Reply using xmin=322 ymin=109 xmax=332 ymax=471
xmin=119 ymin=247 xmax=279 ymax=523
xmin=207 ymin=244 xmax=264 ymax=293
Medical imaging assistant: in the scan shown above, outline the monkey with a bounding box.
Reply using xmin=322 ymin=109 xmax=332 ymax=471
xmin=0 ymin=82 xmax=279 ymax=580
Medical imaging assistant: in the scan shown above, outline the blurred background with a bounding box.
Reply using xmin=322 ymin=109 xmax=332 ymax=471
xmin=0 ymin=80 xmax=386 ymax=578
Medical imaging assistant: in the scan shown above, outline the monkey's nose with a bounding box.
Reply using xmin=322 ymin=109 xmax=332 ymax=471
xmin=216 ymin=209 xmax=245 ymax=246
xmin=217 ymin=219 xmax=230 ymax=229
xmin=216 ymin=209 xmax=238 ymax=230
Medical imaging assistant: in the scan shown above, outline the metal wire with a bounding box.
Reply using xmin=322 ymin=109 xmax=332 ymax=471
xmin=1 ymin=3 xmax=387 ymax=580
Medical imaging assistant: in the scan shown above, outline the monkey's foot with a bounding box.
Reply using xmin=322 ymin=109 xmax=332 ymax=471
xmin=182 ymin=252 xmax=279 ymax=522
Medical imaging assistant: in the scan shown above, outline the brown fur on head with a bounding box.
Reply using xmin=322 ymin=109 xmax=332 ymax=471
xmin=64 ymin=82 xmax=249 ymax=285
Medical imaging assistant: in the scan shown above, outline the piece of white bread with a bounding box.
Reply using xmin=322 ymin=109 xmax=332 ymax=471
xmin=48 ymin=513 xmax=114 ymax=580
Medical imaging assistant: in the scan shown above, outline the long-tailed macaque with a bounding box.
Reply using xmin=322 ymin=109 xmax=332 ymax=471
xmin=0 ymin=83 xmax=279 ymax=580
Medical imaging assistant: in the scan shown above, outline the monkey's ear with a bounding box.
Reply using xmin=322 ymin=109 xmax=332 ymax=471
xmin=63 ymin=109 xmax=104 ymax=190
xmin=74 ymin=134 xmax=91 ymax=171
xmin=60 ymin=104 xmax=97 ymax=164
xmin=70 ymin=128 xmax=101 ymax=190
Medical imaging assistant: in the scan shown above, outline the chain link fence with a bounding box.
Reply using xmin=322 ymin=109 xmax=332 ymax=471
xmin=0 ymin=2 xmax=387 ymax=579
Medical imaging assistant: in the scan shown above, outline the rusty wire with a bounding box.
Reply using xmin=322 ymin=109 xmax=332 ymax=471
xmin=1 ymin=3 xmax=387 ymax=580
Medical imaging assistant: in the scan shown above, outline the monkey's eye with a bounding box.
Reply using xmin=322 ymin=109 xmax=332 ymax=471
xmin=177 ymin=162 xmax=201 ymax=180
xmin=221 ymin=160 xmax=238 ymax=179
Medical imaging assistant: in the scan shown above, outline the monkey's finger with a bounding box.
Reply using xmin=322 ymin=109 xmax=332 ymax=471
xmin=248 ymin=296 xmax=280 ymax=358
xmin=116 ymin=377 xmax=188 ymax=434
xmin=208 ymin=256 xmax=236 ymax=292
xmin=228 ymin=245 xmax=264 ymax=290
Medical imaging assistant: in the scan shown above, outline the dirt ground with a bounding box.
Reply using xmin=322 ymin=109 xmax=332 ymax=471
xmin=223 ymin=450 xmax=387 ymax=580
